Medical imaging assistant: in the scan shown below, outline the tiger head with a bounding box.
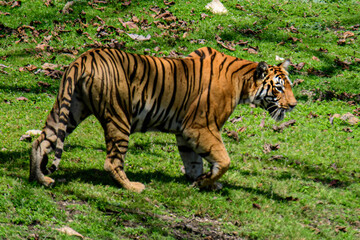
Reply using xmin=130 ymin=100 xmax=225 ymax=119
xmin=251 ymin=60 xmax=297 ymax=121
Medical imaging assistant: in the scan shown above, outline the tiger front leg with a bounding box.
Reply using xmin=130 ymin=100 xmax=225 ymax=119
xmin=182 ymin=128 xmax=230 ymax=190
xmin=176 ymin=135 xmax=203 ymax=180
xmin=103 ymin=127 xmax=145 ymax=193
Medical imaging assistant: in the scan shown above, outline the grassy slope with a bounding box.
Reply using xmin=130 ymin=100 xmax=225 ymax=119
xmin=0 ymin=0 xmax=359 ymax=239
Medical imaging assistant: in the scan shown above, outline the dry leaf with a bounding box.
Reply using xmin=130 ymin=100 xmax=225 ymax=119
xmin=334 ymin=57 xmax=351 ymax=70
xmin=238 ymin=126 xmax=246 ymax=133
xmin=272 ymin=119 xmax=296 ymax=132
xmin=337 ymin=38 xmax=346 ymax=45
xmin=263 ymin=143 xmax=280 ymax=154
xmin=307 ymin=112 xmax=319 ymax=118
xmin=11 ymin=1 xmax=21 ymax=8
xmin=16 ymin=96 xmax=28 ymax=101
xmin=122 ymin=21 xmax=138 ymax=29
xmin=292 ymin=79 xmax=304 ymax=86
xmin=121 ymin=0 xmax=131 ymax=6
xmin=340 ymin=112 xmax=360 ymax=125
xmin=312 ymin=56 xmax=320 ymax=61
xmin=259 ymin=118 xmax=265 ymax=128
xmin=343 ymin=31 xmax=354 ymax=39
xmin=229 ymin=116 xmax=243 ymax=123
xmin=37 ymin=81 xmax=51 ymax=88
xmin=19 ymin=134 xmax=31 ymax=142
xmin=56 ymin=226 xmax=84 ymax=239
xmin=224 ymin=129 xmax=239 ymax=142
xmin=292 ymin=62 xmax=305 ymax=71
xmin=127 ymin=33 xmax=151 ymax=41
xmin=42 ymin=63 xmax=58 ymax=70
xmin=252 ymin=203 xmax=261 ymax=209
xmin=244 ymin=47 xmax=258 ymax=54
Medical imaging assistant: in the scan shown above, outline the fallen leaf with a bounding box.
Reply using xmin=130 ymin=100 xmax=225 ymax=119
xmin=0 ymin=11 xmax=10 ymax=15
xmin=335 ymin=226 xmax=347 ymax=233
xmin=292 ymin=79 xmax=304 ymax=86
xmin=287 ymin=37 xmax=302 ymax=43
xmin=343 ymin=31 xmax=354 ymax=39
xmin=340 ymin=112 xmax=360 ymax=125
xmin=318 ymin=47 xmax=328 ymax=53
xmin=272 ymin=119 xmax=296 ymax=132
xmin=19 ymin=134 xmax=31 ymax=142
xmin=292 ymin=62 xmax=305 ymax=70
xmin=215 ymin=34 xmax=235 ymax=51
xmin=42 ymin=63 xmax=58 ymax=70
xmin=25 ymin=64 xmax=37 ymax=72
xmin=243 ymin=46 xmax=258 ymax=54
xmin=121 ymin=0 xmax=131 ymax=6
xmin=288 ymin=25 xmax=298 ymax=33
xmin=44 ymin=0 xmax=53 ymax=7
xmin=201 ymin=13 xmax=209 ymax=20
xmin=235 ymin=40 xmax=248 ymax=46
xmin=252 ymin=203 xmax=261 ymax=209
xmin=44 ymin=69 xmax=64 ymax=79
xmin=55 ymin=226 xmax=84 ymax=239
xmin=16 ymin=97 xmax=28 ymax=101
xmin=61 ymin=1 xmax=74 ymax=14
xmin=307 ymin=112 xmax=319 ymax=118
xmin=235 ymin=4 xmax=246 ymax=11
xmin=11 ymin=1 xmax=21 ymax=8
xmin=337 ymin=38 xmax=346 ymax=45
xmin=334 ymin=57 xmax=351 ymax=70
xmin=226 ymin=130 xmax=239 ymax=142
xmin=259 ymin=118 xmax=265 ymax=128
xmin=163 ymin=0 xmax=175 ymax=6
xmin=122 ymin=21 xmax=138 ymax=30
xmin=263 ymin=143 xmax=280 ymax=154
xmin=312 ymin=56 xmax=320 ymax=61
xmin=149 ymin=6 xmax=161 ymax=14
xmin=229 ymin=116 xmax=243 ymax=123
xmin=127 ymin=33 xmax=151 ymax=41
xmin=37 ymin=81 xmax=51 ymax=88
xmin=237 ymin=126 xmax=246 ymax=133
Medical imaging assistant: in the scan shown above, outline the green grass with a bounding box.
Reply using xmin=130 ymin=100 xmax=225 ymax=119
xmin=0 ymin=0 xmax=360 ymax=239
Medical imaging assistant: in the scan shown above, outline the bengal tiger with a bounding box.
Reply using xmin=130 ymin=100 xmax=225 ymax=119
xmin=30 ymin=47 xmax=297 ymax=193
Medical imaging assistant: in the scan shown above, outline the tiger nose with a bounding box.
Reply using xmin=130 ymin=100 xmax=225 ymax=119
xmin=289 ymin=101 xmax=297 ymax=108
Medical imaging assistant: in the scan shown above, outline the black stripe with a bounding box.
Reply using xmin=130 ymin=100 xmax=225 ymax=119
xmin=199 ymin=152 xmax=210 ymax=158
xmin=178 ymin=145 xmax=193 ymax=153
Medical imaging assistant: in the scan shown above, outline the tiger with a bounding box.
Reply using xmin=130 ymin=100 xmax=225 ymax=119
xmin=30 ymin=47 xmax=297 ymax=193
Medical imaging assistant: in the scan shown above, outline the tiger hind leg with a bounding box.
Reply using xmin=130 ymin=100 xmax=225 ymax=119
xmin=30 ymin=93 xmax=90 ymax=186
xmin=103 ymin=120 xmax=145 ymax=193
xmin=176 ymin=135 xmax=203 ymax=180
xmin=29 ymin=121 xmax=58 ymax=186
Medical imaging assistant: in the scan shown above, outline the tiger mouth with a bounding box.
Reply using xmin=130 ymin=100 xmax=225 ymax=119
xmin=265 ymin=104 xmax=294 ymax=122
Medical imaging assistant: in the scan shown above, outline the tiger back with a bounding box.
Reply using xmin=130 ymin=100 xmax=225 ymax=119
xmin=30 ymin=47 xmax=297 ymax=192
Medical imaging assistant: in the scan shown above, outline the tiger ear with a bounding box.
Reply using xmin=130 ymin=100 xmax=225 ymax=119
xmin=254 ymin=61 xmax=268 ymax=80
xmin=278 ymin=59 xmax=291 ymax=70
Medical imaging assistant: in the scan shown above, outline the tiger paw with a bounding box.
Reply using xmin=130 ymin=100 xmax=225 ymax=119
xmin=192 ymin=179 xmax=223 ymax=191
xmin=41 ymin=176 xmax=55 ymax=187
xmin=127 ymin=182 xmax=145 ymax=193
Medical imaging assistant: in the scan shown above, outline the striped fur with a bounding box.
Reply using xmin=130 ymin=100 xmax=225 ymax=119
xmin=30 ymin=47 xmax=297 ymax=192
